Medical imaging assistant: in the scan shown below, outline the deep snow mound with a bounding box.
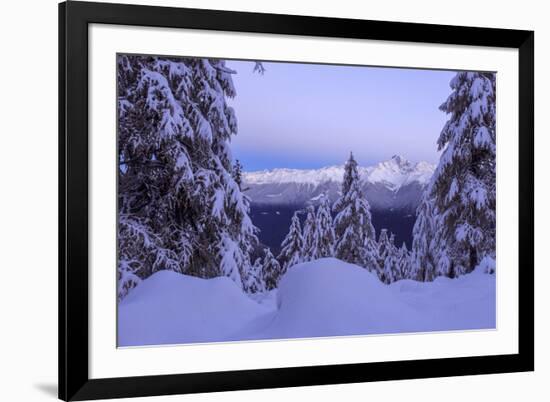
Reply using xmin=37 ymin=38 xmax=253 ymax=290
xmin=236 ymin=258 xmax=495 ymax=340
xmin=118 ymin=259 xmax=495 ymax=346
xmin=118 ymin=270 xmax=269 ymax=346
xmin=238 ymin=258 xmax=427 ymax=339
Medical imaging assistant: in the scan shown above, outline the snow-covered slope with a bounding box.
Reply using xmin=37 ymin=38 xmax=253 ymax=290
xmin=118 ymin=258 xmax=495 ymax=346
xmin=243 ymin=156 xmax=435 ymax=210
xmin=118 ymin=271 xmax=271 ymax=346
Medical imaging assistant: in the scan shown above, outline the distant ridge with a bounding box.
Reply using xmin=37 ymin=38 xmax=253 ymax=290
xmin=243 ymin=155 xmax=435 ymax=211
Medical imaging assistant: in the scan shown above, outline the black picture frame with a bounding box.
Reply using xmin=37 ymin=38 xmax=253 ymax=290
xmin=59 ymin=1 xmax=534 ymax=400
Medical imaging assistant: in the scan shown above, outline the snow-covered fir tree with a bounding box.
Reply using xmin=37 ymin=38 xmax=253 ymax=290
xmin=388 ymin=234 xmax=398 ymax=255
xmin=117 ymin=55 xmax=259 ymax=298
xmin=410 ymin=190 xmax=452 ymax=281
xmin=386 ymin=233 xmax=402 ymax=282
xmin=232 ymin=159 xmax=244 ymax=190
xmin=363 ymin=237 xmax=381 ymax=275
xmin=383 ymin=249 xmax=399 ymax=284
xmin=301 ymin=205 xmax=317 ymax=262
xmin=377 ymin=229 xmax=400 ymax=283
xmin=333 ymin=153 xmax=377 ymax=270
xmin=397 ymin=242 xmax=411 ymax=280
xmin=377 ymin=229 xmax=390 ymax=270
xmin=309 ymin=194 xmax=335 ymax=260
xmin=278 ymin=212 xmax=304 ymax=271
xmin=262 ymin=248 xmax=283 ymax=291
xmin=242 ymin=257 xmax=266 ymax=294
xmin=117 ymin=257 xmax=142 ymax=301
xmin=410 ymin=192 xmax=437 ymax=281
xmin=430 ymin=72 xmax=496 ymax=277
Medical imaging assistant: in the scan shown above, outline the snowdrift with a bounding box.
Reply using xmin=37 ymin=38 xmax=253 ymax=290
xmin=118 ymin=271 xmax=270 ymax=346
xmin=118 ymin=258 xmax=495 ymax=347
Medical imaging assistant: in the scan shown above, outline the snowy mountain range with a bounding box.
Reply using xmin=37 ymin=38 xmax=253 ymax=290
xmin=243 ymin=155 xmax=435 ymax=211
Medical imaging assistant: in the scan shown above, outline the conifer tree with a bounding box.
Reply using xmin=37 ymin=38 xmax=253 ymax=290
xmin=333 ymin=153 xmax=377 ymax=269
xmin=232 ymin=159 xmax=244 ymax=190
xmin=243 ymin=257 xmax=265 ymax=294
xmin=278 ymin=212 xmax=304 ymax=271
xmin=262 ymin=248 xmax=283 ymax=291
xmin=431 ymin=72 xmax=496 ymax=276
xmin=397 ymin=242 xmax=411 ymax=279
xmin=410 ymin=192 xmax=438 ymax=281
xmin=377 ymin=229 xmax=390 ymax=271
xmin=383 ymin=250 xmax=399 ymax=284
xmin=117 ymin=55 xmax=259 ymax=297
xmin=301 ymin=205 xmax=317 ymax=262
xmin=309 ymin=194 xmax=335 ymax=260
xmin=389 ymin=233 xmax=396 ymax=249
xmin=411 ymin=72 xmax=496 ymax=281
xmin=377 ymin=229 xmax=400 ymax=283
xmin=363 ymin=237 xmax=381 ymax=275
xmin=117 ymin=259 xmax=142 ymax=301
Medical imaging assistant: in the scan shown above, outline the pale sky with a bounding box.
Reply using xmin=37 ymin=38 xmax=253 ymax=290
xmin=226 ymin=60 xmax=456 ymax=171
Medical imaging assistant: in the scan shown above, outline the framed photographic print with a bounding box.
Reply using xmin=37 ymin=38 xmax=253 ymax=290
xmin=59 ymin=1 xmax=534 ymax=400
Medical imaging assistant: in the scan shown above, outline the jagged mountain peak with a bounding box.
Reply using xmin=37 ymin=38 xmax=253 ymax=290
xmin=243 ymin=156 xmax=434 ymax=190
xmin=241 ymin=156 xmax=435 ymax=211
xmin=390 ymin=154 xmax=407 ymax=164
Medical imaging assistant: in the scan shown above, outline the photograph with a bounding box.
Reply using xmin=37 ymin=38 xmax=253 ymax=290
xmin=116 ymin=54 xmax=496 ymax=347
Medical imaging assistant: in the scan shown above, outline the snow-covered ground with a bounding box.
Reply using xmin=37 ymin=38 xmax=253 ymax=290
xmin=118 ymin=258 xmax=495 ymax=347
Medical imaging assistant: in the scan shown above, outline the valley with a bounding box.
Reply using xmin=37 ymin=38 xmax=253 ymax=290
xmin=244 ymin=155 xmax=433 ymax=254
xmin=250 ymin=203 xmax=416 ymax=255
